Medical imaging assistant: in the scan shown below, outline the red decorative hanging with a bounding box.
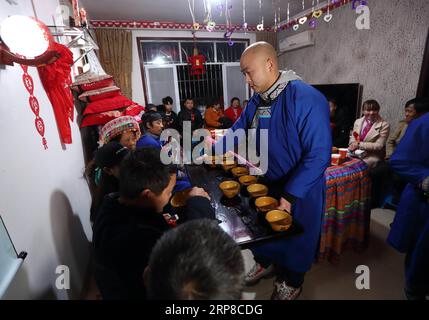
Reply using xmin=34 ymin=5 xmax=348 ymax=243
xmin=37 ymin=42 xmax=75 ymax=144
xmin=187 ymin=47 xmax=206 ymax=79
xmin=20 ymin=64 xmax=48 ymax=149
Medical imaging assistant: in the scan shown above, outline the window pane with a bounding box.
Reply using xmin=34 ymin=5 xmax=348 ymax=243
xmin=181 ymin=42 xmax=215 ymax=63
xmin=177 ymin=64 xmax=223 ymax=107
xmin=216 ymin=42 xmax=246 ymax=62
xmin=147 ymin=67 xmax=176 ymax=106
xmin=141 ymin=42 xmax=180 ymax=64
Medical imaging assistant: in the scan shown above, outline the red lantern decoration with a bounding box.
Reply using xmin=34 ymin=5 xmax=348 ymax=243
xmin=187 ymin=47 xmax=206 ymax=79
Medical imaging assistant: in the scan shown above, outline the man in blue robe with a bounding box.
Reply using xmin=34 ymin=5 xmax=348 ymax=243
xmin=213 ymin=42 xmax=332 ymax=300
xmin=387 ymin=103 xmax=429 ymax=300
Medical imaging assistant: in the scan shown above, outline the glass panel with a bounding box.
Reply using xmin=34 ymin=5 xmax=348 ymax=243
xmin=147 ymin=67 xmax=176 ymax=106
xmin=216 ymin=42 xmax=246 ymax=62
xmin=141 ymin=42 xmax=180 ymax=64
xmin=181 ymin=42 xmax=215 ymax=63
xmin=224 ymin=65 xmax=247 ymax=108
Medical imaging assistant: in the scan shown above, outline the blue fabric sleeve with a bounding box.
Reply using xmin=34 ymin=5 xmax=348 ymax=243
xmin=283 ymin=86 xmax=332 ymax=199
xmin=389 ymin=114 xmax=429 ymax=185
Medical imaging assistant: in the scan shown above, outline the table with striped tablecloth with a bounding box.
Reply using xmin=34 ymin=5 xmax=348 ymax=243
xmin=318 ymin=158 xmax=372 ymax=263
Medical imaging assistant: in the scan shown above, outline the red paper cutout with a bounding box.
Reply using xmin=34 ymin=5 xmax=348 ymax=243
xmin=20 ymin=64 xmax=48 ymax=150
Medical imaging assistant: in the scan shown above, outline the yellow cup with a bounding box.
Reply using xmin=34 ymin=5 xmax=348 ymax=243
xmin=238 ymin=175 xmax=257 ymax=186
xmin=255 ymin=196 xmax=279 ymax=212
xmin=265 ymin=210 xmax=292 ymax=232
xmin=219 ymin=180 xmax=240 ymax=198
xmin=231 ymin=167 xmax=249 ymax=177
xmin=247 ymin=183 xmax=268 ymax=198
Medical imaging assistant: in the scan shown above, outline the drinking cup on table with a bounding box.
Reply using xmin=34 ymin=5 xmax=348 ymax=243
xmin=338 ymin=148 xmax=348 ymax=159
xmin=331 ymin=154 xmax=341 ymax=166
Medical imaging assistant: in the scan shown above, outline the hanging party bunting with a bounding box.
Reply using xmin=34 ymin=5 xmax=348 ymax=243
xmin=313 ymin=10 xmax=323 ymax=18
xmin=287 ymin=2 xmax=290 ymax=25
xmin=203 ymin=0 xmax=216 ymax=31
xmin=324 ymin=0 xmax=333 ymax=22
xmin=187 ymin=0 xmax=199 ymax=31
xmin=242 ymin=0 xmax=247 ymax=32
xmin=257 ymin=0 xmax=264 ymax=31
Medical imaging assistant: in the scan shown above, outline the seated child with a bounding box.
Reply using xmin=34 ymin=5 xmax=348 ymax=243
xmin=92 ymin=147 xmax=215 ymax=299
xmin=145 ymin=219 xmax=245 ymax=300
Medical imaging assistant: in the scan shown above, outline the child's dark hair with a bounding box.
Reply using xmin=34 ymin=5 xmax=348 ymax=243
xmin=85 ymin=159 xmax=120 ymax=223
xmin=162 ymin=96 xmax=173 ymax=105
xmin=230 ymin=97 xmax=240 ymax=105
xmin=119 ymin=148 xmax=176 ymax=199
xmin=147 ymin=219 xmax=245 ymax=300
xmin=405 ymin=97 xmax=429 ymax=115
xmin=362 ymin=99 xmax=381 ymax=111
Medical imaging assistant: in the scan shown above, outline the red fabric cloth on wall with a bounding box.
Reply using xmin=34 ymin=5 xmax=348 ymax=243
xmin=37 ymin=42 xmax=74 ymax=144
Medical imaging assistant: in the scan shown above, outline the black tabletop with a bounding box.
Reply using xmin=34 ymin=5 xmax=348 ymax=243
xmin=185 ymin=164 xmax=303 ymax=249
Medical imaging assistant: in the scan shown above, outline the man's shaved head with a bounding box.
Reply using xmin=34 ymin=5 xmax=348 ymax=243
xmin=242 ymin=42 xmax=278 ymax=67
xmin=240 ymin=42 xmax=280 ymax=93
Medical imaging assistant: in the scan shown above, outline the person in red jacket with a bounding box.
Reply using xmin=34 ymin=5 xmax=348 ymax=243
xmin=224 ymin=97 xmax=243 ymax=124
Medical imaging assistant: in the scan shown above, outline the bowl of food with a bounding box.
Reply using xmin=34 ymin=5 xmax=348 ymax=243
xmin=219 ymin=180 xmax=240 ymax=198
xmin=170 ymin=188 xmax=192 ymax=207
xmin=238 ymin=175 xmax=257 ymax=186
xmin=231 ymin=167 xmax=249 ymax=178
xmin=222 ymin=163 xmax=237 ymax=171
xmin=265 ymin=210 xmax=292 ymax=232
xmin=255 ymin=196 xmax=279 ymax=212
xmin=247 ymin=183 xmax=268 ymax=198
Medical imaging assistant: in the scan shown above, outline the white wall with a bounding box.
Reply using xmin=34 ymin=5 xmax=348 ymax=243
xmin=131 ymin=29 xmax=256 ymax=106
xmin=277 ymin=0 xmax=429 ymax=132
xmin=0 ymin=0 xmax=92 ymax=299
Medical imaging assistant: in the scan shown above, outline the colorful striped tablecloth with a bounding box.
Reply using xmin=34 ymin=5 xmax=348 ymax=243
xmin=318 ymin=158 xmax=372 ymax=263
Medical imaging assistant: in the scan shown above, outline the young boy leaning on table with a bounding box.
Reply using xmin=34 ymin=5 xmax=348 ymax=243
xmin=92 ymin=147 xmax=215 ymax=300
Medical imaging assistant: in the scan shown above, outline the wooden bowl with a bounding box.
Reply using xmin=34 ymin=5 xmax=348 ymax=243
xmin=231 ymin=167 xmax=249 ymax=178
xmin=219 ymin=180 xmax=240 ymax=198
xmin=170 ymin=188 xmax=192 ymax=207
xmin=222 ymin=163 xmax=237 ymax=171
xmin=238 ymin=175 xmax=257 ymax=186
xmin=255 ymin=196 xmax=279 ymax=212
xmin=265 ymin=210 xmax=292 ymax=232
xmin=247 ymin=183 xmax=268 ymax=198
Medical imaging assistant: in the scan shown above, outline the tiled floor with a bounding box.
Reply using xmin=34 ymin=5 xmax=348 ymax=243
xmin=84 ymin=209 xmax=409 ymax=300
xmin=242 ymin=209 xmax=407 ymax=300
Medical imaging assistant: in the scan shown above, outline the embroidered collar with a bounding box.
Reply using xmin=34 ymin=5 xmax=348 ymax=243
xmin=259 ymin=70 xmax=302 ymax=103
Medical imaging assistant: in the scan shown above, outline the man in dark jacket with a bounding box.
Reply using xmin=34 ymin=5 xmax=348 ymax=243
xmin=92 ymin=147 xmax=214 ymax=299
xmin=177 ymin=98 xmax=203 ymax=133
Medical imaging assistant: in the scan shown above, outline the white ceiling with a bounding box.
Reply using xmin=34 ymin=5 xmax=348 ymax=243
xmin=80 ymin=0 xmax=310 ymax=27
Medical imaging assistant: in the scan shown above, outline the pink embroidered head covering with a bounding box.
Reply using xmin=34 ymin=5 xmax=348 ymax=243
xmin=99 ymin=116 xmax=140 ymax=145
